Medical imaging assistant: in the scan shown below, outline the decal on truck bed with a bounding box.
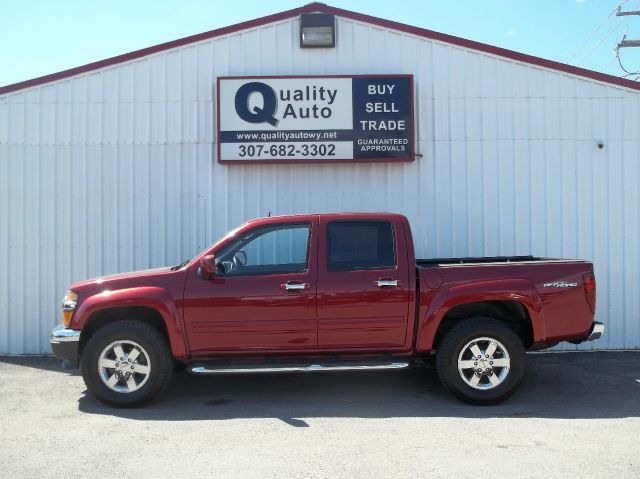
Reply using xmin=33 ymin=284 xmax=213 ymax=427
xmin=543 ymin=281 xmax=578 ymax=288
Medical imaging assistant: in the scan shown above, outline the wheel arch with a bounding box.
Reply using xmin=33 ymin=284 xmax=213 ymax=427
xmin=416 ymin=279 xmax=544 ymax=353
xmin=74 ymin=287 xmax=188 ymax=360
xmin=432 ymin=300 xmax=534 ymax=350
xmin=80 ymin=306 xmax=169 ymax=355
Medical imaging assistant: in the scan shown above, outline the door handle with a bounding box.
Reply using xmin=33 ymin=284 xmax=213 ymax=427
xmin=376 ymin=279 xmax=398 ymax=288
xmin=283 ymin=282 xmax=309 ymax=291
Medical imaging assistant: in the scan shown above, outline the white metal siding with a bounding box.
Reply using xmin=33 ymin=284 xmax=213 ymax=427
xmin=1 ymin=16 xmax=639 ymax=353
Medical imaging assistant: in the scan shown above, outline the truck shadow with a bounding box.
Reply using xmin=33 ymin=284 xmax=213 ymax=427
xmin=0 ymin=355 xmax=81 ymax=375
xmin=76 ymin=352 xmax=640 ymax=422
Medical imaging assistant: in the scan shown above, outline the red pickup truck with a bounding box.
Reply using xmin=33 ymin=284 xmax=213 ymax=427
xmin=51 ymin=213 xmax=603 ymax=407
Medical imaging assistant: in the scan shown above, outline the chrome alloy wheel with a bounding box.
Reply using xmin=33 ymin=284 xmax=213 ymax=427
xmin=98 ymin=340 xmax=151 ymax=393
xmin=457 ymin=337 xmax=510 ymax=390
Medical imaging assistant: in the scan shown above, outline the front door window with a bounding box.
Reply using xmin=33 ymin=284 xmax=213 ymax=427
xmin=216 ymin=223 xmax=311 ymax=276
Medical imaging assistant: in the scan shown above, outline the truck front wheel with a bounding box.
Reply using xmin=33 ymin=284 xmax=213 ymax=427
xmin=80 ymin=320 xmax=173 ymax=407
xmin=435 ymin=317 xmax=525 ymax=405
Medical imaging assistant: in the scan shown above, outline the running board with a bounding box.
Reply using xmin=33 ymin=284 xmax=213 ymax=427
xmin=189 ymin=361 xmax=410 ymax=374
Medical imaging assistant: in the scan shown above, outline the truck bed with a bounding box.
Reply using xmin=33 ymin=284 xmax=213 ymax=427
xmin=415 ymin=255 xmax=596 ymax=347
xmin=417 ymin=255 xmax=559 ymax=267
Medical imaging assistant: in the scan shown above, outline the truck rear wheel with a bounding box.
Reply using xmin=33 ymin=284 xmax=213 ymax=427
xmin=80 ymin=320 xmax=173 ymax=408
xmin=435 ymin=317 xmax=525 ymax=405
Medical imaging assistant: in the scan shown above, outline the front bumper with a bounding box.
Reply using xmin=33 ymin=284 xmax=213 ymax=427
xmin=50 ymin=324 xmax=81 ymax=362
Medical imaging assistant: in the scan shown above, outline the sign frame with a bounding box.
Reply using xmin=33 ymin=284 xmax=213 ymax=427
xmin=216 ymin=74 xmax=415 ymax=165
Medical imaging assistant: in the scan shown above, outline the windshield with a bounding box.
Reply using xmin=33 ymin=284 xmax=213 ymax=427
xmin=181 ymin=223 xmax=247 ymax=267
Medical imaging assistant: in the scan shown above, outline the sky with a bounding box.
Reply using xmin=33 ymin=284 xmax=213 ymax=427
xmin=1 ymin=0 xmax=639 ymax=87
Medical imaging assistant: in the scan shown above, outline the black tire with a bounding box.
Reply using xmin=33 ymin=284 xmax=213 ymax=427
xmin=80 ymin=320 xmax=173 ymax=408
xmin=435 ymin=317 xmax=525 ymax=405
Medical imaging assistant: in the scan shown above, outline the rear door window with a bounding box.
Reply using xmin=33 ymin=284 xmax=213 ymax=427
xmin=327 ymin=221 xmax=396 ymax=271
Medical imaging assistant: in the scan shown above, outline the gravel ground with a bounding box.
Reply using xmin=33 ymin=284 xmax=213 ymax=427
xmin=0 ymin=351 xmax=639 ymax=478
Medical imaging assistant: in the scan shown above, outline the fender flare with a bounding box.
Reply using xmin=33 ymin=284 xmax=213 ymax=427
xmin=416 ymin=279 xmax=544 ymax=352
xmin=72 ymin=286 xmax=188 ymax=360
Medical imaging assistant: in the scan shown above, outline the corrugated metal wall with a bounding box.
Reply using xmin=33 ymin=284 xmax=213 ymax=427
xmin=1 ymin=15 xmax=639 ymax=353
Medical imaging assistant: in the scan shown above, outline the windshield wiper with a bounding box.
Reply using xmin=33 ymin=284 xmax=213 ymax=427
xmin=170 ymin=259 xmax=190 ymax=271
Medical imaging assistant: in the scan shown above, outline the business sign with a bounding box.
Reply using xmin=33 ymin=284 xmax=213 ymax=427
xmin=217 ymin=75 xmax=414 ymax=163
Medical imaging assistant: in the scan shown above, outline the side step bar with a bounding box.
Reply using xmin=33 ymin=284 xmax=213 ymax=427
xmin=190 ymin=361 xmax=410 ymax=374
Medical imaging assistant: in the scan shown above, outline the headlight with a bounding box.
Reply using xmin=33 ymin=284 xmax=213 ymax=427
xmin=62 ymin=291 xmax=79 ymax=327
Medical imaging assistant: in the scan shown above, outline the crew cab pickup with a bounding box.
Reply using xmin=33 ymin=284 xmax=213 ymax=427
xmin=50 ymin=213 xmax=603 ymax=407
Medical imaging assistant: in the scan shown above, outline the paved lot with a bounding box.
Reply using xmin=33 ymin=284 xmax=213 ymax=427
xmin=0 ymin=352 xmax=639 ymax=478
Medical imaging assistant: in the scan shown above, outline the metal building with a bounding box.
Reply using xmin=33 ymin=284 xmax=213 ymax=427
xmin=1 ymin=3 xmax=639 ymax=354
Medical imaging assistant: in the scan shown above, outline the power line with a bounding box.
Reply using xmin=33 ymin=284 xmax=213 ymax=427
xmin=603 ymin=54 xmax=619 ymax=71
xmin=616 ymin=54 xmax=640 ymax=76
xmin=576 ymin=22 xmax=626 ymax=64
xmin=567 ymin=0 xmax=629 ymax=63
xmin=617 ymin=56 xmax=640 ymax=76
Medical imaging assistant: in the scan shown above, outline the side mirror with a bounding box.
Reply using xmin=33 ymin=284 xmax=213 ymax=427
xmin=198 ymin=254 xmax=217 ymax=279
xmin=234 ymin=251 xmax=247 ymax=266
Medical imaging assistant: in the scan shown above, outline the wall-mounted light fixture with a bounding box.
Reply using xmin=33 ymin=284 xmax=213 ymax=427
xmin=300 ymin=13 xmax=335 ymax=48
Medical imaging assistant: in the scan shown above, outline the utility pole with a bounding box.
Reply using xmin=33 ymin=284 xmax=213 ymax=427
xmin=614 ymin=6 xmax=640 ymax=77
xmin=615 ymin=7 xmax=640 ymax=17
xmin=616 ymin=5 xmax=640 ymax=51
xmin=617 ymin=39 xmax=640 ymax=47
xmin=616 ymin=5 xmax=640 ymax=52
xmin=615 ymin=6 xmax=640 ymax=51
